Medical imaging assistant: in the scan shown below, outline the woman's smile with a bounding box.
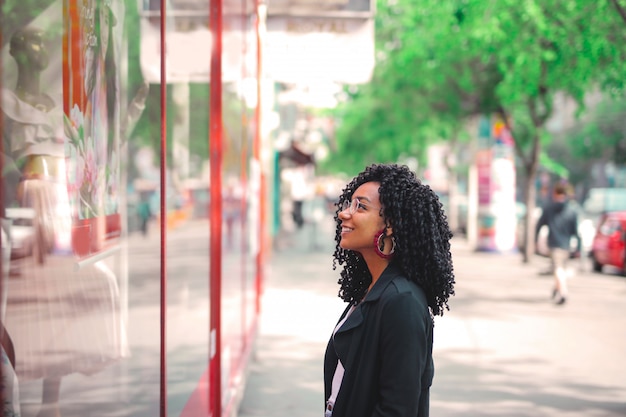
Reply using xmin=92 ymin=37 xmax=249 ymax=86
xmin=338 ymin=182 xmax=386 ymax=253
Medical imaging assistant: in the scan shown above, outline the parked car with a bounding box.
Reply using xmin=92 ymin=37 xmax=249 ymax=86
xmin=4 ymin=207 xmax=37 ymax=260
xmin=590 ymin=211 xmax=626 ymax=275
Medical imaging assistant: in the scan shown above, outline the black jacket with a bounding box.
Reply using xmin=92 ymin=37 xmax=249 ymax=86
xmin=323 ymin=263 xmax=434 ymax=417
xmin=535 ymin=200 xmax=581 ymax=251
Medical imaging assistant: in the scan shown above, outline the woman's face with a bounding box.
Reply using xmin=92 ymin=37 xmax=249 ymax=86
xmin=338 ymin=181 xmax=387 ymax=255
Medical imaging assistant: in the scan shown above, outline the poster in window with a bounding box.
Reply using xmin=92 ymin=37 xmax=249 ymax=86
xmin=63 ymin=0 xmax=122 ymax=257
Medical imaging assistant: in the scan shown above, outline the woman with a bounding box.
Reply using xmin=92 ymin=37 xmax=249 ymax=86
xmin=324 ymin=163 xmax=455 ymax=417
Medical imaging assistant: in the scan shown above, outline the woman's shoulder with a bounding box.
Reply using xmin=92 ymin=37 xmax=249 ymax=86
xmin=376 ymin=276 xmax=430 ymax=323
xmin=383 ymin=273 xmax=427 ymax=304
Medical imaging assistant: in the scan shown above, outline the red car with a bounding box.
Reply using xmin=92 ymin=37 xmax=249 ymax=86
xmin=591 ymin=211 xmax=626 ymax=276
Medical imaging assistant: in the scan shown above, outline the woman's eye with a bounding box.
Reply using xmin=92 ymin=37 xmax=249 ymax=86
xmin=357 ymin=202 xmax=367 ymax=210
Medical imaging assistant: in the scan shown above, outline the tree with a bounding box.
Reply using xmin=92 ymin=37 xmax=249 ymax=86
xmin=326 ymin=0 xmax=626 ymax=262
xmin=483 ymin=0 xmax=625 ymax=261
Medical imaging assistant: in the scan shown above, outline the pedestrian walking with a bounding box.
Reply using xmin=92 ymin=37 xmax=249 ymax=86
xmin=535 ymin=182 xmax=581 ymax=305
xmin=323 ymin=164 xmax=455 ymax=417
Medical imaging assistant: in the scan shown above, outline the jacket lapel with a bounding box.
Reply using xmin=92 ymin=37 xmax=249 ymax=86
xmin=335 ymin=304 xmax=363 ymax=333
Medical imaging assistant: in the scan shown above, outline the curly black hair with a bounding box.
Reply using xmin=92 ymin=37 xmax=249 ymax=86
xmin=332 ymin=163 xmax=455 ymax=316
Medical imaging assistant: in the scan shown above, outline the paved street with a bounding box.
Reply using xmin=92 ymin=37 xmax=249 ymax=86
xmin=238 ymin=213 xmax=626 ymax=417
xmin=6 ymin=210 xmax=624 ymax=417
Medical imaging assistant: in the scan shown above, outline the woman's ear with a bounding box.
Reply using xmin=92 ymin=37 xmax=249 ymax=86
xmin=385 ymin=225 xmax=393 ymax=237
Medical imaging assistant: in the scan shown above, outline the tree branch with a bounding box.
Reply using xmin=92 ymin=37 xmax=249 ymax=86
xmin=535 ymin=60 xmax=553 ymax=126
xmin=497 ymin=105 xmax=529 ymax=170
xmin=526 ymin=98 xmax=544 ymax=173
xmin=610 ymin=0 xmax=626 ymax=25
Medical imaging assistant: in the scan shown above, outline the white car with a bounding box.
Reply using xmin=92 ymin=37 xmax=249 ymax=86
xmin=4 ymin=207 xmax=37 ymax=260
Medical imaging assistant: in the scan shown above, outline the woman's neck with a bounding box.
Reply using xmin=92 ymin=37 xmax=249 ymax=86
xmin=364 ymin=256 xmax=390 ymax=292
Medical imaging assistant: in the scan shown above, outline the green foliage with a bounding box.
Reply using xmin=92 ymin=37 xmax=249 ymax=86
xmin=132 ymin=84 xmax=168 ymax=152
xmin=323 ymin=0 xmax=626 ymax=262
xmin=539 ymin=152 xmax=569 ymax=179
xmin=544 ymin=95 xmax=626 ymax=187
xmin=568 ymin=96 xmax=626 ymax=164
xmin=125 ymin=0 xmax=144 ymax=100
xmin=188 ymin=83 xmax=211 ymax=160
xmin=325 ymin=0 xmax=626 ymax=178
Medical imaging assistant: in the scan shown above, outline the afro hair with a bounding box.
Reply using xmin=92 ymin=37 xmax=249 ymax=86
xmin=332 ymin=163 xmax=455 ymax=316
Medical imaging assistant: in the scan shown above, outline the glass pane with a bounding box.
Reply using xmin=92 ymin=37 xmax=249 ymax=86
xmin=2 ymin=0 xmax=259 ymax=415
xmin=2 ymin=0 xmax=139 ymax=415
xmin=134 ymin=1 xmax=212 ymax=416
xmin=219 ymin=5 xmax=259 ymax=408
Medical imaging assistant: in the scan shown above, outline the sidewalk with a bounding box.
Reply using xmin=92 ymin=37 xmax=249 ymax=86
xmin=238 ymin=214 xmax=626 ymax=417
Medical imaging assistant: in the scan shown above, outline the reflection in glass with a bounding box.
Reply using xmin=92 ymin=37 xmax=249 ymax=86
xmin=2 ymin=20 xmax=127 ymax=417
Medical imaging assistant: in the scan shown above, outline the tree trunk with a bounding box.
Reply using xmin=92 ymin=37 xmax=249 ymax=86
xmin=522 ymin=170 xmax=537 ymax=263
xmin=521 ymin=132 xmax=541 ymax=263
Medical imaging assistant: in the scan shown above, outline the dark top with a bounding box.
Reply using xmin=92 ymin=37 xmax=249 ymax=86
xmin=324 ymin=263 xmax=434 ymax=417
xmin=535 ymin=200 xmax=581 ymax=251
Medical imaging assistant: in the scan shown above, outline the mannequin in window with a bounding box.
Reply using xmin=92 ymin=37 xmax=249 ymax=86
xmin=2 ymin=26 xmax=64 ymax=263
xmin=2 ymin=25 xmax=127 ymax=417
